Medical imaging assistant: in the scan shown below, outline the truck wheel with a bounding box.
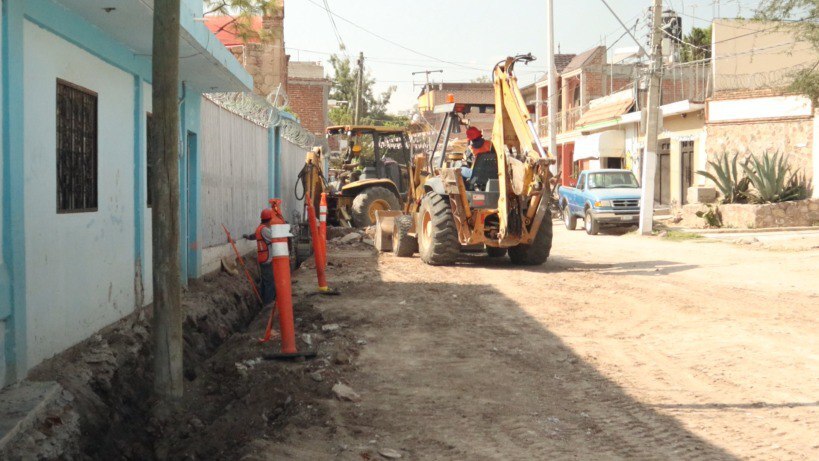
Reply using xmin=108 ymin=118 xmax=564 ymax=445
xmin=417 ymin=193 xmax=460 ymax=265
xmin=392 ymin=215 xmax=418 ymax=257
xmin=351 ymin=186 xmax=400 ymax=228
xmin=485 ymin=246 xmax=507 ymax=258
xmin=509 ymin=219 xmax=553 ymax=266
xmin=584 ymin=209 xmax=600 ymax=235
xmin=563 ymin=203 xmax=577 ymax=230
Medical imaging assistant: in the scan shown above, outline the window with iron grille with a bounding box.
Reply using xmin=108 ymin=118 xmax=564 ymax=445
xmin=56 ymin=80 xmax=98 ymax=213
xmin=146 ymin=113 xmax=154 ymax=207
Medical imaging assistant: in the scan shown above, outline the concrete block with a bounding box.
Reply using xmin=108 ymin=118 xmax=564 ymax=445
xmin=687 ymin=186 xmax=717 ymax=204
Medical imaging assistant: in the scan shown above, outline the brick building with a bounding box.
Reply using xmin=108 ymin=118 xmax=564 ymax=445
xmin=205 ymin=0 xmax=331 ymax=137
xmin=417 ymin=82 xmax=495 ymax=144
xmin=287 ymin=61 xmax=331 ymax=137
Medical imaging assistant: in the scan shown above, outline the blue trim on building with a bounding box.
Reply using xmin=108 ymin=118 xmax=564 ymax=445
xmin=133 ymin=76 xmax=145 ymax=308
xmin=23 ymin=0 xmax=152 ymax=83
xmin=179 ymin=91 xmax=202 ymax=280
xmin=2 ymin=0 xmax=27 ymax=381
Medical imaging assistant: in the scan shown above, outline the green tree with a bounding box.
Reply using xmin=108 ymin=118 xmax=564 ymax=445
xmin=205 ymin=0 xmax=279 ymax=42
xmin=756 ymin=1 xmax=819 ymax=101
xmin=679 ymin=26 xmax=712 ymax=62
xmin=471 ymin=75 xmax=491 ymax=83
xmin=328 ymin=54 xmax=407 ymax=126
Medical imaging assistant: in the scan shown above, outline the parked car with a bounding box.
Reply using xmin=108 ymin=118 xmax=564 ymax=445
xmin=557 ymin=169 xmax=641 ymax=235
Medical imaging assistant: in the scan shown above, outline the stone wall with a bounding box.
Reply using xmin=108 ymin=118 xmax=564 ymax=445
xmin=681 ymin=199 xmax=819 ymax=228
xmin=705 ymin=119 xmax=814 ymax=182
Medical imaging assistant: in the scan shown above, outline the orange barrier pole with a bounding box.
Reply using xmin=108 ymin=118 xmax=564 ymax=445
xmin=304 ymin=194 xmax=329 ymax=292
xmin=319 ymin=193 xmax=328 ymax=267
xmin=268 ymin=200 xmax=297 ymax=355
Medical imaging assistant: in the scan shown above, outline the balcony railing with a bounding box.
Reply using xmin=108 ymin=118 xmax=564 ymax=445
xmin=537 ymin=104 xmax=588 ymax=137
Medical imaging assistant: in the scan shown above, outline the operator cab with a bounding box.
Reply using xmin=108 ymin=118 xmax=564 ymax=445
xmin=325 ymin=125 xmax=412 ymax=196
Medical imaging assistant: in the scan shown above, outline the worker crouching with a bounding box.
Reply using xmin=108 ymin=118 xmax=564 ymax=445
xmin=247 ymin=208 xmax=277 ymax=306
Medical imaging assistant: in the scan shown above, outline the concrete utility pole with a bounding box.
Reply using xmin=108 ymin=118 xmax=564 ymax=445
xmin=639 ymin=0 xmax=663 ymax=235
xmin=151 ymin=0 xmax=183 ymax=398
xmin=546 ymin=0 xmax=558 ymax=166
xmin=354 ymin=52 xmax=364 ymax=124
xmin=412 ymin=69 xmax=443 ymax=112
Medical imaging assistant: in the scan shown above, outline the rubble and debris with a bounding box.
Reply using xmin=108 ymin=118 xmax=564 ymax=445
xmin=379 ymin=448 xmax=403 ymax=459
xmin=338 ymin=232 xmax=362 ymax=244
xmin=332 ymin=383 xmax=362 ymax=402
xmin=322 ymin=323 xmax=341 ymax=332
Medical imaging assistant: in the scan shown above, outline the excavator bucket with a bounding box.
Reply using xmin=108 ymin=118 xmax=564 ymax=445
xmin=373 ymin=210 xmax=404 ymax=252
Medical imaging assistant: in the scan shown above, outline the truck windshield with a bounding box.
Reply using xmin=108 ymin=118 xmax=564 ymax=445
xmin=587 ymin=172 xmax=639 ymax=189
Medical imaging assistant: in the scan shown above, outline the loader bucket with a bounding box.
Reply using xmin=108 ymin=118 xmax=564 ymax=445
xmin=373 ymin=210 xmax=404 ymax=252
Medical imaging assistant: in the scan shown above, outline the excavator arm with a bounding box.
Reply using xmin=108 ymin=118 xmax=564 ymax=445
xmin=490 ymin=54 xmax=555 ymax=243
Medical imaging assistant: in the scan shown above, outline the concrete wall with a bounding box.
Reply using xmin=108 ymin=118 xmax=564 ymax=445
xmin=23 ymin=21 xmax=137 ymax=367
xmin=200 ymin=98 xmax=269 ymax=275
xmin=277 ymin=136 xmax=308 ymax=225
xmin=682 ymin=199 xmax=819 ymax=228
xmin=713 ymin=19 xmax=817 ymax=94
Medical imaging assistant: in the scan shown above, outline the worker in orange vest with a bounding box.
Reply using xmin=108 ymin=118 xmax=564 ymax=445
xmin=466 ymin=126 xmax=491 ymax=158
xmin=245 ymin=208 xmax=276 ymax=306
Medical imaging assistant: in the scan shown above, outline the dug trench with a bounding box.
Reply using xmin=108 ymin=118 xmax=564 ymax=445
xmin=22 ymin=239 xmax=371 ymax=460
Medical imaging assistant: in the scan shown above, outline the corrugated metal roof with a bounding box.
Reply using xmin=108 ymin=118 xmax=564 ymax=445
xmin=576 ymin=98 xmax=634 ymax=127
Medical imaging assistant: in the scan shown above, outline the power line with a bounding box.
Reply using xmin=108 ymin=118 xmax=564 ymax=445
xmin=302 ymin=0 xmax=485 ymax=72
xmin=321 ymin=0 xmax=347 ymax=55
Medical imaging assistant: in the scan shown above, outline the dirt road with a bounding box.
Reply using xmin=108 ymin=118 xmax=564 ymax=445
xmin=242 ymin=222 xmax=819 ymax=460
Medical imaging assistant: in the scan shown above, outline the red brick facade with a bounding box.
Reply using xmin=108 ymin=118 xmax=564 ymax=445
xmin=287 ymin=77 xmax=330 ymax=136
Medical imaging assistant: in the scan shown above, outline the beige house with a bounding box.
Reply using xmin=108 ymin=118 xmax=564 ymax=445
xmin=706 ymin=19 xmax=819 ymax=197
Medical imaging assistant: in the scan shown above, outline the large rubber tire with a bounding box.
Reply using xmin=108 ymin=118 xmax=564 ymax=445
xmin=508 ymin=219 xmax=553 ymax=266
xmin=584 ymin=209 xmax=600 ymax=235
xmin=485 ymin=246 xmax=508 ymax=258
xmin=563 ymin=202 xmax=577 ymax=230
xmin=417 ymin=193 xmax=460 ymax=265
xmin=351 ymin=186 xmax=401 ymax=228
xmin=392 ymin=215 xmax=418 ymax=257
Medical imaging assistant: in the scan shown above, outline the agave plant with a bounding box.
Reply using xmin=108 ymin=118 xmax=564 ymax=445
xmin=742 ymin=152 xmax=811 ymax=203
xmin=696 ymin=153 xmax=750 ymax=204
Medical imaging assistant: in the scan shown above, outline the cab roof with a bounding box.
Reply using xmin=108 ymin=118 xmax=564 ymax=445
xmin=326 ymin=125 xmax=407 ymax=135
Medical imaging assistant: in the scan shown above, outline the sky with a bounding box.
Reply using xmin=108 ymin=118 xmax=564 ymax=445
xmin=284 ymin=0 xmax=762 ymax=113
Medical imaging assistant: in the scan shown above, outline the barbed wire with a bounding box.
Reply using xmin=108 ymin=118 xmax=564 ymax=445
xmin=204 ymin=92 xmax=316 ymax=148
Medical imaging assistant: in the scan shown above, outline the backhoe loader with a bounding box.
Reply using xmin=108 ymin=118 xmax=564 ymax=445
xmin=297 ymin=126 xmax=412 ymax=228
xmin=377 ymin=54 xmax=555 ymax=266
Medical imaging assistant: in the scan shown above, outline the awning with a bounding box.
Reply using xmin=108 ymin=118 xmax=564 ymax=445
xmin=50 ymin=0 xmax=253 ymax=92
xmin=576 ymin=97 xmax=634 ymax=127
xmin=574 ymin=130 xmax=625 ymax=161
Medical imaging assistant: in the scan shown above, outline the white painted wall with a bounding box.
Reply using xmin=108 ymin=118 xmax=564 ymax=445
xmin=23 ymin=21 xmax=136 ymax=367
xmin=142 ymin=81 xmax=153 ymax=305
xmin=813 ymin=110 xmax=819 ymax=199
xmin=707 ymin=96 xmax=813 ymax=123
xmin=278 ymin=138 xmax=308 ymax=225
xmin=200 ymin=98 xmax=269 ymax=274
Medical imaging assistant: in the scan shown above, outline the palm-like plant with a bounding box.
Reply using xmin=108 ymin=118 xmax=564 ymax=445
xmin=742 ymin=152 xmax=812 ymax=203
xmin=696 ymin=153 xmax=750 ymax=204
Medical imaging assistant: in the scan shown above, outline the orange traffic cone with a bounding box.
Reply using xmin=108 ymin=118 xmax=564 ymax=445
xmin=263 ymin=199 xmax=316 ymax=360
xmin=319 ymin=193 xmax=328 ymax=267
xmin=304 ymin=194 xmax=330 ymax=292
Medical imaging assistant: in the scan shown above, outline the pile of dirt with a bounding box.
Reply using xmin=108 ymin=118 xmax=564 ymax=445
xmin=25 ymin=258 xmax=367 ymax=460
xmin=27 ymin=267 xmax=264 ymax=459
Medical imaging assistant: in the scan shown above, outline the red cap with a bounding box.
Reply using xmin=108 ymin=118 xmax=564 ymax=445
xmin=466 ymin=127 xmax=482 ymax=141
xmin=260 ymin=208 xmax=274 ymax=222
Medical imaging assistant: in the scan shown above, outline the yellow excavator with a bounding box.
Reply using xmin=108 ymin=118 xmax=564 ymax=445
xmin=298 ymin=125 xmax=413 ymax=228
xmin=376 ymin=53 xmax=555 ymax=265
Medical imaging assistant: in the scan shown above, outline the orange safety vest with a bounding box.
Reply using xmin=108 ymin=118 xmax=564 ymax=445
xmin=470 ymin=139 xmax=491 ymax=156
xmin=255 ymin=223 xmax=271 ymax=264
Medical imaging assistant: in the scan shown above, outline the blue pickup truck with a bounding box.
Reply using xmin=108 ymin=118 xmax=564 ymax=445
xmin=557 ymin=169 xmax=642 ymax=235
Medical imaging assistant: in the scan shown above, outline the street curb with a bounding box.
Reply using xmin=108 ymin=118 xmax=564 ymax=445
xmin=671 ymin=226 xmax=819 ymax=235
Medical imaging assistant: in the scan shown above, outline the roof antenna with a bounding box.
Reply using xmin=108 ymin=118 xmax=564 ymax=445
xmin=558 ymin=43 xmax=561 ymax=54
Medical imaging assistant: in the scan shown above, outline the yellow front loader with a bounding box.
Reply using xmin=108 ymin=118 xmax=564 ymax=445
xmin=379 ymin=54 xmax=556 ymax=265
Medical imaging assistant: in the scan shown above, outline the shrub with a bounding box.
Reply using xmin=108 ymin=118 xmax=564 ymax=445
xmin=696 ymin=153 xmax=749 ymax=204
xmin=742 ymin=152 xmax=812 ymax=203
